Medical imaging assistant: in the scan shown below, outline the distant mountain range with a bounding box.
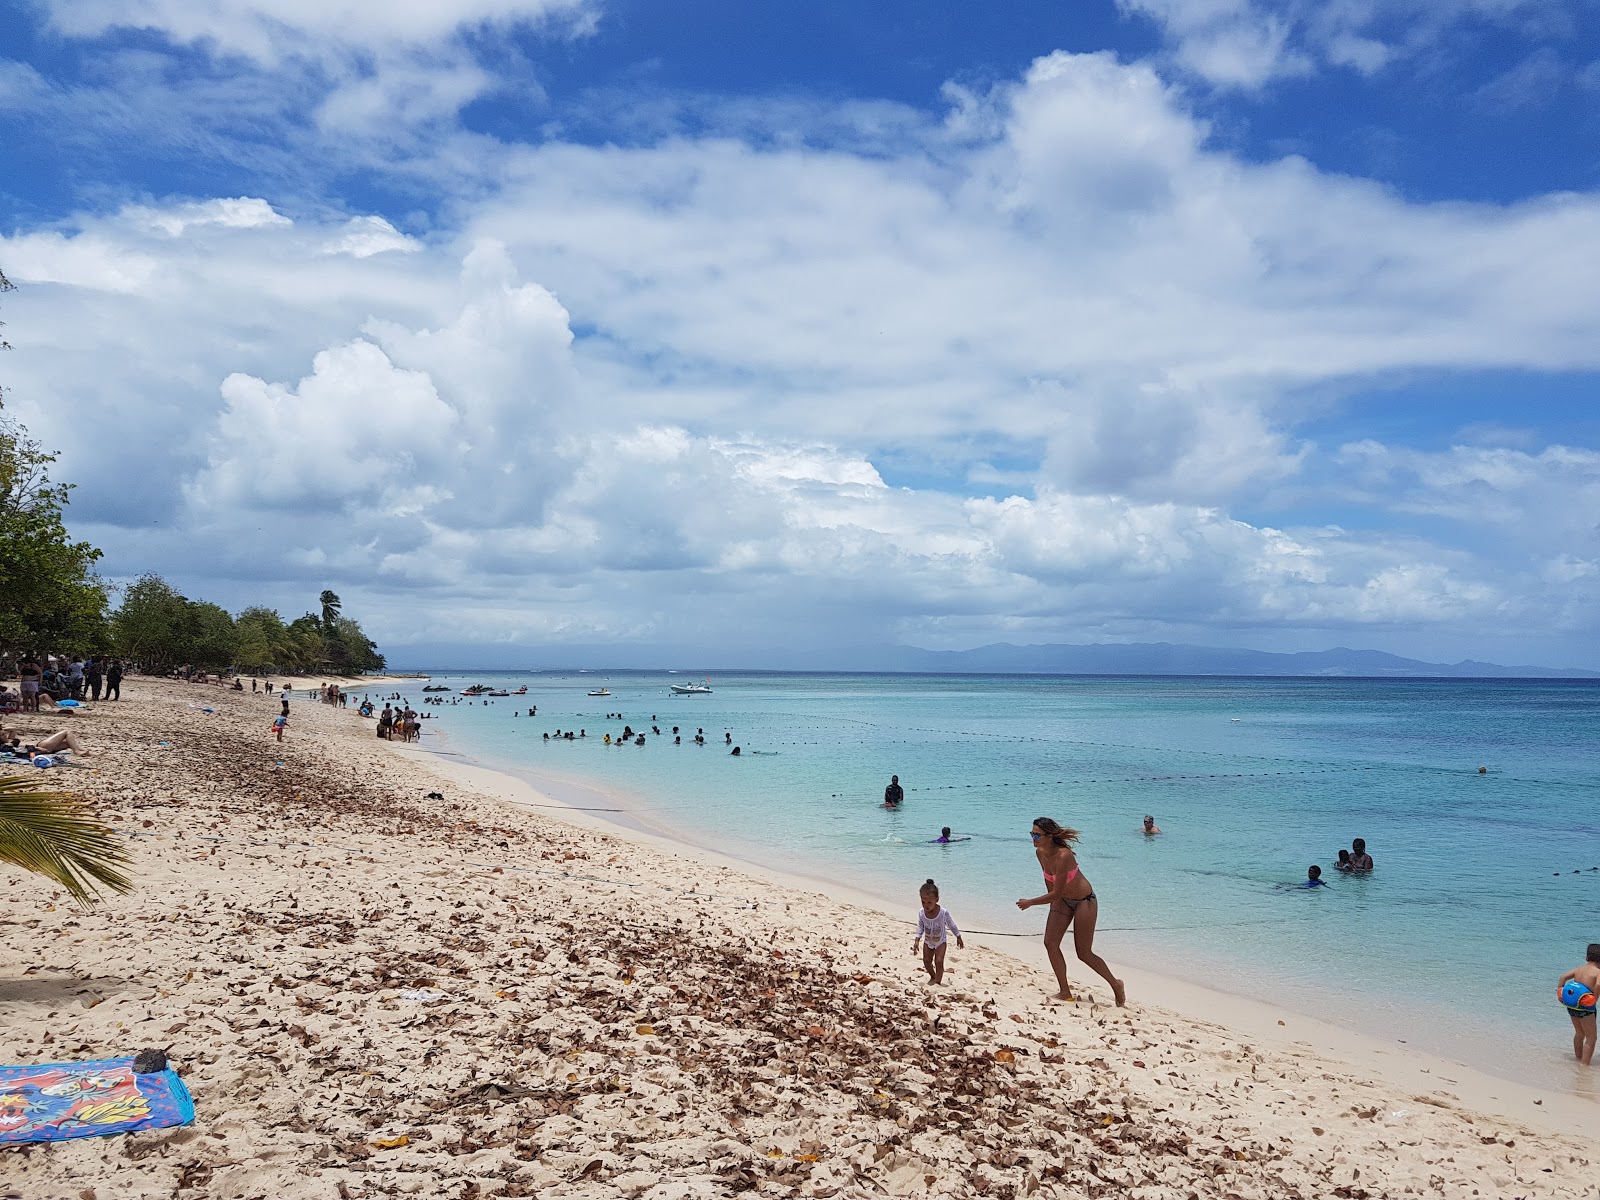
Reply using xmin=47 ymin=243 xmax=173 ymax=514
xmin=848 ymin=642 xmax=1599 ymax=678
xmin=390 ymin=640 xmax=1598 ymax=678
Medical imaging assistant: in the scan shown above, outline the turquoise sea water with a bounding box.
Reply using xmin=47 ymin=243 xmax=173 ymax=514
xmin=390 ymin=671 xmax=1600 ymax=1090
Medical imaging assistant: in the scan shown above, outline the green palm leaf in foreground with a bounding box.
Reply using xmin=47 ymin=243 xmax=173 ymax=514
xmin=0 ymin=774 xmax=132 ymax=906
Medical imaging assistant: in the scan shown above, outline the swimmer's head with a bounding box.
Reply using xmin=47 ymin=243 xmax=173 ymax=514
xmin=1142 ymin=815 xmax=1155 ymax=828
xmin=1352 ymin=838 xmax=1366 ymax=854
xmin=920 ymin=878 xmax=939 ymax=901
xmin=891 ymin=775 xmax=899 ymax=783
xmin=1032 ymin=817 xmax=1079 ymax=846
xmin=941 ymin=826 xmax=951 ymax=838
xmin=1307 ymin=865 xmax=1322 ymax=880
xmin=1337 ymin=849 xmax=1351 ymax=863
xmin=1589 ymin=944 xmax=1600 ymax=965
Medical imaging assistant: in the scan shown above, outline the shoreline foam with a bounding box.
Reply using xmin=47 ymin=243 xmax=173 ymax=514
xmin=2 ymin=678 xmax=1597 ymax=1198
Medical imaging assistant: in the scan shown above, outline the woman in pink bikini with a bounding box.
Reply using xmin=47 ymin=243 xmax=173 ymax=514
xmin=1016 ymin=816 xmax=1125 ymax=1005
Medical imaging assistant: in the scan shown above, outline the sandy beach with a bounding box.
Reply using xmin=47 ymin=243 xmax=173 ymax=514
xmin=2 ymin=679 xmax=1597 ymax=1199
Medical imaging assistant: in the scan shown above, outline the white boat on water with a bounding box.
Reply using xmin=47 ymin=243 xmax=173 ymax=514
xmin=670 ymin=682 xmax=712 ymax=695
xmin=588 ymin=688 xmax=611 ymax=697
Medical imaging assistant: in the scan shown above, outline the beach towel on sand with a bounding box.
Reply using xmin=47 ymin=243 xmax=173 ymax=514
xmin=0 ymin=1050 xmax=194 ymax=1143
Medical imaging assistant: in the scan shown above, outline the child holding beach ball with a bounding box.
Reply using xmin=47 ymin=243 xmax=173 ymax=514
xmin=1558 ymin=944 xmax=1600 ymax=1065
xmin=912 ymin=879 xmax=964 ymax=985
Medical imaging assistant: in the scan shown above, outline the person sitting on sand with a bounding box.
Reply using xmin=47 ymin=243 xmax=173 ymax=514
xmin=1142 ymin=815 xmax=1160 ymax=835
xmin=1302 ymin=865 xmax=1328 ymax=888
xmin=1348 ymin=838 xmax=1374 ymax=872
xmin=1558 ymin=944 xmax=1600 ymax=1065
xmin=1017 ymin=816 xmax=1125 ymax=1006
xmin=1 ymin=729 xmax=87 ymax=758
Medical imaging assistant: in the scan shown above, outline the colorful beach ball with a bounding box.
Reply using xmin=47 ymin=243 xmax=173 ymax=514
xmin=1560 ymin=979 xmax=1597 ymax=1010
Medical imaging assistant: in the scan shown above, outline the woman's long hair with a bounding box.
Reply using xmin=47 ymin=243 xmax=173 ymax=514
xmin=1032 ymin=816 xmax=1080 ymax=847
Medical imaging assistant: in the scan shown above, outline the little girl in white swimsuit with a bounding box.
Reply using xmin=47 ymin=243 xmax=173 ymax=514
xmin=912 ymin=878 xmax=964 ymax=985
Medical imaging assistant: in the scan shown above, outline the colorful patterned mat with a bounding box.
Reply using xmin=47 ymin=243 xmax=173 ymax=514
xmin=0 ymin=1051 xmax=194 ymax=1143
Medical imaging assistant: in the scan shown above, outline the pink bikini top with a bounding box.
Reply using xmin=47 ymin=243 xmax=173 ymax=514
xmin=1043 ymin=866 xmax=1080 ymax=890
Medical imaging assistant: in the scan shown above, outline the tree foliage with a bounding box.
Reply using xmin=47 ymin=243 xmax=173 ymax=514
xmin=0 ymin=273 xmax=109 ymax=653
xmin=109 ymin=579 xmax=385 ymax=674
xmin=0 ymin=423 xmax=108 ymax=653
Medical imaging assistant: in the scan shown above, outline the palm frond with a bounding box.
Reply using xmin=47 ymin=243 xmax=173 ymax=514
xmin=0 ymin=774 xmax=132 ymax=906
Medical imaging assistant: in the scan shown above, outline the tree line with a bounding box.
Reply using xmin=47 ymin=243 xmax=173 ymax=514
xmin=111 ymin=577 xmax=385 ymax=675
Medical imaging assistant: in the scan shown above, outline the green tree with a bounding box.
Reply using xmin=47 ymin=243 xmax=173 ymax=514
xmin=111 ymin=574 xmax=190 ymax=668
xmin=325 ymin=614 xmax=386 ymax=673
xmin=319 ymin=589 xmax=341 ymax=629
xmin=0 ymin=274 xmax=109 ymax=653
xmin=0 ymin=424 xmax=108 ymax=653
xmin=234 ymin=605 xmax=290 ymax=672
xmin=183 ymin=601 xmax=238 ymax=671
xmin=287 ymin=613 xmax=328 ymax=672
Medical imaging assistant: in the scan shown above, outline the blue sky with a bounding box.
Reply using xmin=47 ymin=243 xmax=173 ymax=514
xmin=3 ymin=0 xmax=1600 ymax=667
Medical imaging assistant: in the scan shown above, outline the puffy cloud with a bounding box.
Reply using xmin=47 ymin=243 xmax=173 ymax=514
xmin=1118 ymin=0 xmax=1579 ymax=89
xmin=4 ymin=49 xmax=1599 ymax=659
xmin=32 ymin=0 xmax=594 ymax=139
xmin=39 ymin=0 xmax=594 ymax=62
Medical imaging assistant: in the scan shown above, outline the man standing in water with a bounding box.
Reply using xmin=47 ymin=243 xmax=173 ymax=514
xmin=884 ymin=775 xmax=904 ymax=807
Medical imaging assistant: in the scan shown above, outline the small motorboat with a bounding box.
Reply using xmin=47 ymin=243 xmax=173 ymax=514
xmin=487 ymin=689 xmax=510 ymax=697
xmin=422 ymin=685 xmax=449 ymax=692
xmin=461 ymin=684 xmax=491 ymax=695
xmin=670 ymin=682 xmax=712 ymax=695
xmin=512 ymin=686 xmax=528 ymax=695
xmin=588 ymin=688 xmax=611 ymax=697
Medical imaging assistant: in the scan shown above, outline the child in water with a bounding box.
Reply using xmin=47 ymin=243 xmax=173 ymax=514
xmin=1558 ymin=944 xmax=1600 ymax=1065
xmin=1302 ymin=865 xmax=1327 ymax=888
xmin=912 ymin=879 xmax=963 ymax=985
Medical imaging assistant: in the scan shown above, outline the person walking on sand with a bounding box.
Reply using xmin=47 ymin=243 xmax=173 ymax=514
xmin=1017 ymin=816 xmax=1125 ymax=1006
xmin=912 ymin=878 xmax=963 ymax=985
xmin=105 ymin=659 xmax=122 ymax=701
xmin=1558 ymin=944 xmax=1600 ymax=1065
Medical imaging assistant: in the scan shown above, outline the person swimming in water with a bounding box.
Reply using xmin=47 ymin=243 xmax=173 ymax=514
xmin=1301 ymin=864 xmax=1328 ymax=888
xmin=1016 ymin=816 xmax=1125 ymax=1006
xmin=1142 ymin=815 xmax=1161 ymax=835
xmin=931 ymin=826 xmax=970 ymax=844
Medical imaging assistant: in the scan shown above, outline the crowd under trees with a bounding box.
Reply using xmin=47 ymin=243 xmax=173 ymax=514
xmin=0 ymin=266 xmax=385 ymax=677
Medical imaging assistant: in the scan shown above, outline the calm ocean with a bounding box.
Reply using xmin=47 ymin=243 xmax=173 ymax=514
xmin=392 ymin=671 xmax=1600 ymax=1090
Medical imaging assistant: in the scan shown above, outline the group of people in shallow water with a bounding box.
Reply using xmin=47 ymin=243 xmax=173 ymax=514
xmin=546 ymin=716 xmax=741 ymax=753
xmin=889 ymin=771 xmax=1388 ymax=1005
xmin=1302 ymin=838 xmax=1375 ymax=888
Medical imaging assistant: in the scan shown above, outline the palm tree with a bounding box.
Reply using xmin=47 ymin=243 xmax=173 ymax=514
xmin=0 ymin=775 xmax=131 ymax=906
xmin=319 ymin=589 xmax=342 ymax=630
